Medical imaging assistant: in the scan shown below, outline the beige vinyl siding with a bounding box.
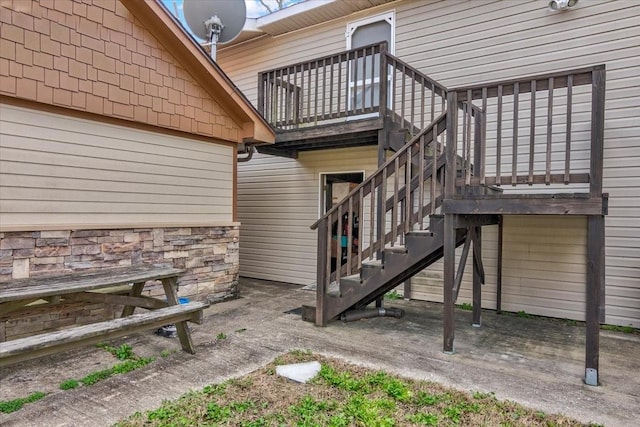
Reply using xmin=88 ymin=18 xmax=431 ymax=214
xmin=238 ymin=146 xmax=378 ymax=285
xmin=391 ymin=0 xmax=640 ymax=327
xmin=220 ymin=0 xmax=640 ymax=327
xmin=0 ymin=104 xmax=234 ymax=229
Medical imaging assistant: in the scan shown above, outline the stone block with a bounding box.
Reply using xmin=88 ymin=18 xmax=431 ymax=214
xmin=213 ymin=243 xmax=227 ymax=255
xmin=164 ymin=250 xmax=189 ymax=259
xmin=36 ymin=238 xmax=70 ymax=246
xmin=169 ymin=239 xmax=198 ymax=246
xmin=35 ymin=246 xmax=71 ymax=257
xmin=97 ymin=236 xmax=124 ymax=243
xmin=123 ymin=232 xmax=140 ymax=242
xmin=138 ymin=231 xmax=152 ymax=241
xmin=12 ymin=258 xmax=29 ymax=278
xmin=185 ymin=257 xmax=204 ymax=269
xmin=224 ymin=253 xmax=239 ymax=264
xmin=152 ymin=228 xmax=164 ymax=247
xmin=71 ymin=229 xmax=109 ymax=237
xmin=0 ymin=250 xmax=13 ymax=265
xmin=40 ymin=230 xmax=70 ymax=239
xmin=101 ymin=242 xmax=141 ymax=253
xmin=32 ymin=256 xmax=65 ymax=265
xmin=1 ymin=237 xmax=35 ymax=250
xmin=71 ymin=244 xmax=101 ymax=255
xmin=12 ymin=248 xmax=35 ymax=258
xmin=70 ymin=237 xmax=98 ymax=245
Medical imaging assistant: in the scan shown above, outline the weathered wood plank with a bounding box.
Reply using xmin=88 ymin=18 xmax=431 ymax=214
xmin=590 ymin=67 xmax=606 ymax=197
xmin=454 ymin=66 xmax=598 ymax=101
xmin=274 ymin=117 xmax=383 ymax=143
xmin=0 ymin=265 xmax=185 ymax=303
xmin=62 ymin=292 xmax=168 ymax=310
xmin=442 ymin=195 xmax=604 ymax=215
xmin=0 ymin=302 xmax=208 ymax=367
xmin=456 ymin=173 xmax=589 ymax=187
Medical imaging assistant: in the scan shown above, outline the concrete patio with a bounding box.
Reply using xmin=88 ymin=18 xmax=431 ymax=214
xmin=1 ymin=277 xmax=638 ymax=426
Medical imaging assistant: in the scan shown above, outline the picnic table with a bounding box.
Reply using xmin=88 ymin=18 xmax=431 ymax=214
xmin=0 ymin=264 xmax=209 ymax=367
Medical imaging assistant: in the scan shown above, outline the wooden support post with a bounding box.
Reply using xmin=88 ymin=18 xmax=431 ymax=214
xmin=376 ymin=128 xmax=387 ymax=260
xmin=443 ymin=91 xmax=458 ymax=354
xmin=496 ymin=216 xmax=504 ymax=314
xmin=403 ymin=278 xmax=412 ymax=300
xmin=161 ymin=276 xmax=195 ymax=354
xmin=443 ymin=214 xmax=456 ymax=354
xmin=584 ymin=64 xmax=605 ymax=387
xmin=585 ymin=215 xmax=604 ymax=386
xmin=122 ymin=281 xmax=146 ymax=317
xmin=472 ymin=226 xmax=482 ymax=327
xmin=316 ymin=219 xmax=329 ymax=326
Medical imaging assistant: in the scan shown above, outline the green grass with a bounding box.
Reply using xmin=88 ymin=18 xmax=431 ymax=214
xmin=115 ymin=351 xmax=601 ymax=427
xmin=0 ymin=392 xmax=47 ymax=414
xmin=97 ymin=343 xmax=134 ymax=360
xmin=80 ymin=357 xmax=155 ymax=386
xmin=59 ymin=379 xmax=80 ymax=390
xmin=217 ymin=332 xmax=227 ymax=340
xmin=456 ymin=302 xmax=473 ymax=311
xmin=384 ymin=290 xmax=402 ymax=300
xmin=601 ymin=324 xmax=638 ymax=334
xmin=2 ymin=342 xmax=159 ymax=414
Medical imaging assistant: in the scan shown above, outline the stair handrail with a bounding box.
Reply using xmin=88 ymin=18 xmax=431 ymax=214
xmin=311 ymin=113 xmax=448 ymax=323
xmin=311 ymin=112 xmax=447 ymax=231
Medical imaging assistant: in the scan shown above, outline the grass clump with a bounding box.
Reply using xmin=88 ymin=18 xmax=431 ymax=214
xmin=385 ymin=290 xmax=402 ymax=300
xmin=0 ymin=392 xmax=46 ymax=414
xmin=97 ymin=343 xmax=134 ymax=360
xmin=115 ymin=351 xmax=600 ymax=427
xmin=59 ymin=379 xmax=80 ymax=390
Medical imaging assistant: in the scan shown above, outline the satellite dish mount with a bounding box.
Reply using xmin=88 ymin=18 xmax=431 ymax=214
xmin=204 ymin=15 xmax=224 ymax=60
xmin=184 ymin=0 xmax=246 ymax=62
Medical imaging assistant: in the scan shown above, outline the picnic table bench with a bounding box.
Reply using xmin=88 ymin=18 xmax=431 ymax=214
xmin=0 ymin=264 xmax=209 ymax=367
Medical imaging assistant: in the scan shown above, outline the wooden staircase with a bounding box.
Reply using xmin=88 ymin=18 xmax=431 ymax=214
xmin=302 ymin=215 xmax=468 ymax=323
xmin=257 ymin=43 xmax=607 ymax=386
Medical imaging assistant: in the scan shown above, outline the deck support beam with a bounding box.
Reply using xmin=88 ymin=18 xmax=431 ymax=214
xmin=443 ymin=214 xmax=456 ymax=353
xmin=496 ymin=216 xmax=504 ymax=314
xmin=585 ymin=214 xmax=604 ymax=386
xmin=472 ymin=226 xmax=482 ymax=327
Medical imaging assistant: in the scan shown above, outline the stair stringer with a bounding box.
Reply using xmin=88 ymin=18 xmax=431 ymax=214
xmin=322 ymin=216 xmax=467 ymax=322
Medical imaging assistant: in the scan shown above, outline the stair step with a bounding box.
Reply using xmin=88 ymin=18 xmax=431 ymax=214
xmin=385 ymin=245 xmax=407 ymax=254
xmin=406 ymin=230 xmax=434 ymax=237
xmin=339 ymin=275 xmax=362 ymax=298
xmin=361 ymin=260 xmax=383 ymax=281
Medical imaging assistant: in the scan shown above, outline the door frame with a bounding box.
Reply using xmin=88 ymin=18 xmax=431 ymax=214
xmin=346 ymin=11 xmax=396 ymax=53
xmin=345 ymin=11 xmax=396 ymax=117
xmin=318 ymin=171 xmax=366 ymax=218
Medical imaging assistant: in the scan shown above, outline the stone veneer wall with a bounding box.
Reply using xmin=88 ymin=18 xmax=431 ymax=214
xmin=0 ymin=226 xmax=238 ymax=341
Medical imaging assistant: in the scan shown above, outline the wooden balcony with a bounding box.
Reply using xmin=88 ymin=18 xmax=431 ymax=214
xmin=256 ymin=43 xmax=446 ymax=157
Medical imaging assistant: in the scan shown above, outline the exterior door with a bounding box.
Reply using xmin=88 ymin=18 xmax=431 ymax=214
xmin=346 ymin=12 xmax=394 ymax=114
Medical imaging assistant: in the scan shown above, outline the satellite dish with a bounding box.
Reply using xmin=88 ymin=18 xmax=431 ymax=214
xmin=183 ymin=0 xmax=247 ymax=61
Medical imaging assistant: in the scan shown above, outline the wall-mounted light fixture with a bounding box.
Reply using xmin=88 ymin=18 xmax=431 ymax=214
xmin=548 ymin=0 xmax=579 ymax=11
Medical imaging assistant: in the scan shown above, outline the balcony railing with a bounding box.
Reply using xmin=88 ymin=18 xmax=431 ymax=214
xmin=445 ymin=65 xmax=606 ymax=195
xmin=257 ymin=43 xmax=447 ymax=134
